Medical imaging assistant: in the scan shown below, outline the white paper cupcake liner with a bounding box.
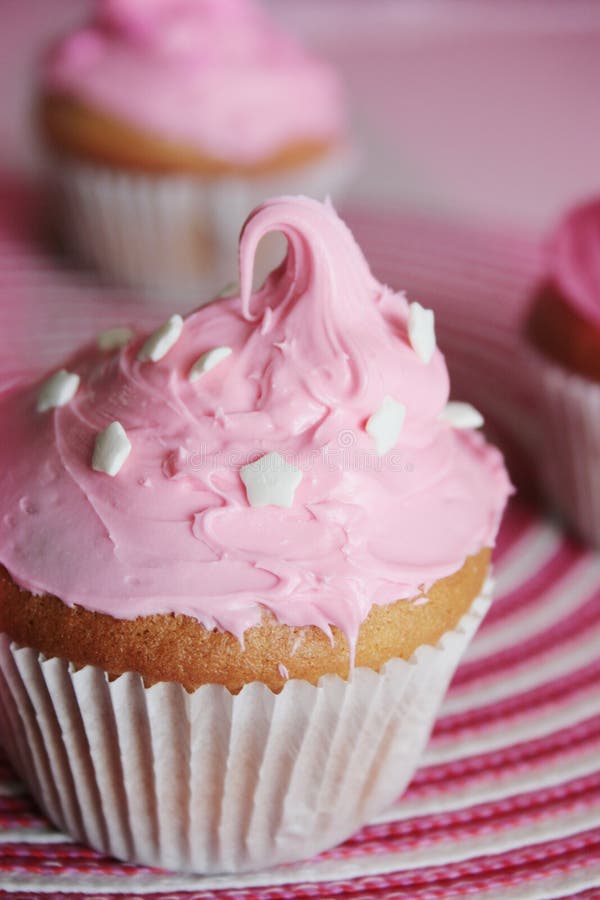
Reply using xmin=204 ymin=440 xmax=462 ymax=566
xmin=0 ymin=579 xmax=492 ymax=875
xmin=51 ymin=146 xmax=354 ymax=302
xmin=533 ymin=351 xmax=600 ymax=548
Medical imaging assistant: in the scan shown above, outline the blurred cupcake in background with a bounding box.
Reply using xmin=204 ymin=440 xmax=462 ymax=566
xmin=39 ymin=0 xmax=351 ymax=298
xmin=527 ymin=198 xmax=600 ymax=547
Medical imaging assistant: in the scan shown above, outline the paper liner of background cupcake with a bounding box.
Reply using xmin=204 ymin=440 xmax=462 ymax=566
xmin=50 ymin=148 xmax=353 ymax=299
xmin=39 ymin=0 xmax=353 ymax=298
xmin=0 ymin=196 xmax=510 ymax=873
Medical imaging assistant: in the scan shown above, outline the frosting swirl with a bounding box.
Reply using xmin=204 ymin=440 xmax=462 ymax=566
xmin=42 ymin=0 xmax=345 ymax=164
xmin=547 ymin=197 xmax=600 ymax=329
xmin=0 ymin=197 xmax=511 ymax=654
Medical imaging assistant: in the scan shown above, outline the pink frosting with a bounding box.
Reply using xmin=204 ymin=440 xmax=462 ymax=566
xmin=547 ymin=197 xmax=600 ymax=329
xmin=42 ymin=0 xmax=345 ymax=165
xmin=0 ymin=197 xmax=511 ymax=655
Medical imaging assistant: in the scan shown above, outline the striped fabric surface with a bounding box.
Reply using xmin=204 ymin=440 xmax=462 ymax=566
xmin=1 ymin=185 xmax=600 ymax=898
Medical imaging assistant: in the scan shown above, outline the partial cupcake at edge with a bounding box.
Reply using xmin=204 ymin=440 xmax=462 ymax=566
xmin=527 ymin=197 xmax=600 ymax=547
xmin=0 ymin=196 xmax=511 ymax=873
xmin=38 ymin=0 xmax=350 ymax=296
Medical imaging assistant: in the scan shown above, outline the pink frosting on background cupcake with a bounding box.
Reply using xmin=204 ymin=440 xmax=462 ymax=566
xmin=43 ymin=0 xmax=346 ymax=164
xmin=547 ymin=197 xmax=600 ymax=330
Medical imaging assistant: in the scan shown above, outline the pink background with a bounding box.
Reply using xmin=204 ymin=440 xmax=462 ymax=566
xmin=3 ymin=0 xmax=600 ymax=227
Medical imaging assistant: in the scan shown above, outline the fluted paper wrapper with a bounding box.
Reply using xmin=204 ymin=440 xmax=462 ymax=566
xmin=534 ymin=351 xmax=600 ymax=548
xmin=0 ymin=582 xmax=491 ymax=875
xmin=51 ymin=147 xmax=354 ymax=302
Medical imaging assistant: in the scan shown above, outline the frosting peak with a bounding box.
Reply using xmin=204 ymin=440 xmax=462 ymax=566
xmin=0 ymin=197 xmax=511 ymax=656
xmin=43 ymin=0 xmax=345 ymax=164
xmin=98 ymin=0 xmax=287 ymax=59
xmin=239 ymin=196 xmax=378 ymax=318
xmin=548 ymin=198 xmax=600 ymax=329
xmin=238 ymin=197 xmax=383 ymax=404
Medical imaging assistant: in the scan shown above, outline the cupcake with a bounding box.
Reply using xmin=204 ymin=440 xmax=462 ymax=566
xmin=527 ymin=198 xmax=600 ymax=546
xmin=39 ymin=0 xmax=350 ymax=297
xmin=0 ymin=196 xmax=511 ymax=873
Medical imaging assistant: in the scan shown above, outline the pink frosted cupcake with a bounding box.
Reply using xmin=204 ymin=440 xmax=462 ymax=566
xmin=0 ymin=197 xmax=510 ymax=873
xmin=527 ymin=198 xmax=600 ymax=547
xmin=39 ymin=0 xmax=350 ymax=296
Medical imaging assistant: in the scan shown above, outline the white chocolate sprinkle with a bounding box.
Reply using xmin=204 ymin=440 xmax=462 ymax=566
xmin=138 ymin=314 xmax=183 ymax=362
xmin=36 ymin=370 xmax=80 ymax=413
xmin=92 ymin=421 xmax=132 ymax=477
xmin=97 ymin=326 xmax=134 ymax=351
xmin=241 ymin=452 xmax=302 ymax=508
xmin=189 ymin=346 xmax=232 ymax=382
xmin=440 ymin=402 xmax=484 ymax=429
xmin=366 ymin=396 xmax=406 ymax=456
xmin=408 ymin=301 xmax=436 ymax=364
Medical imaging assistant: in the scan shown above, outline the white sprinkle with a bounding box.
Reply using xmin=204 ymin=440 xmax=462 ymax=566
xmin=97 ymin=326 xmax=134 ymax=351
xmin=440 ymin=402 xmax=484 ymax=430
xmin=92 ymin=421 xmax=132 ymax=476
xmin=37 ymin=369 xmax=80 ymax=413
xmin=188 ymin=346 xmax=232 ymax=382
xmin=366 ymin=395 xmax=406 ymax=456
xmin=138 ymin=314 xmax=183 ymax=362
xmin=241 ymin=452 xmax=302 ymax=508
xmin=278 ymin=663 xmax=290 ymax=680
xmin=408 ymin=301 xmax=436 ymax=364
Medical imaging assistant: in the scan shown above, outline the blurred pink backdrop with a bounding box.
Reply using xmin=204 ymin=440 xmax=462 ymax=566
xmin=3 ymin=0 xmax=600 ymax=228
